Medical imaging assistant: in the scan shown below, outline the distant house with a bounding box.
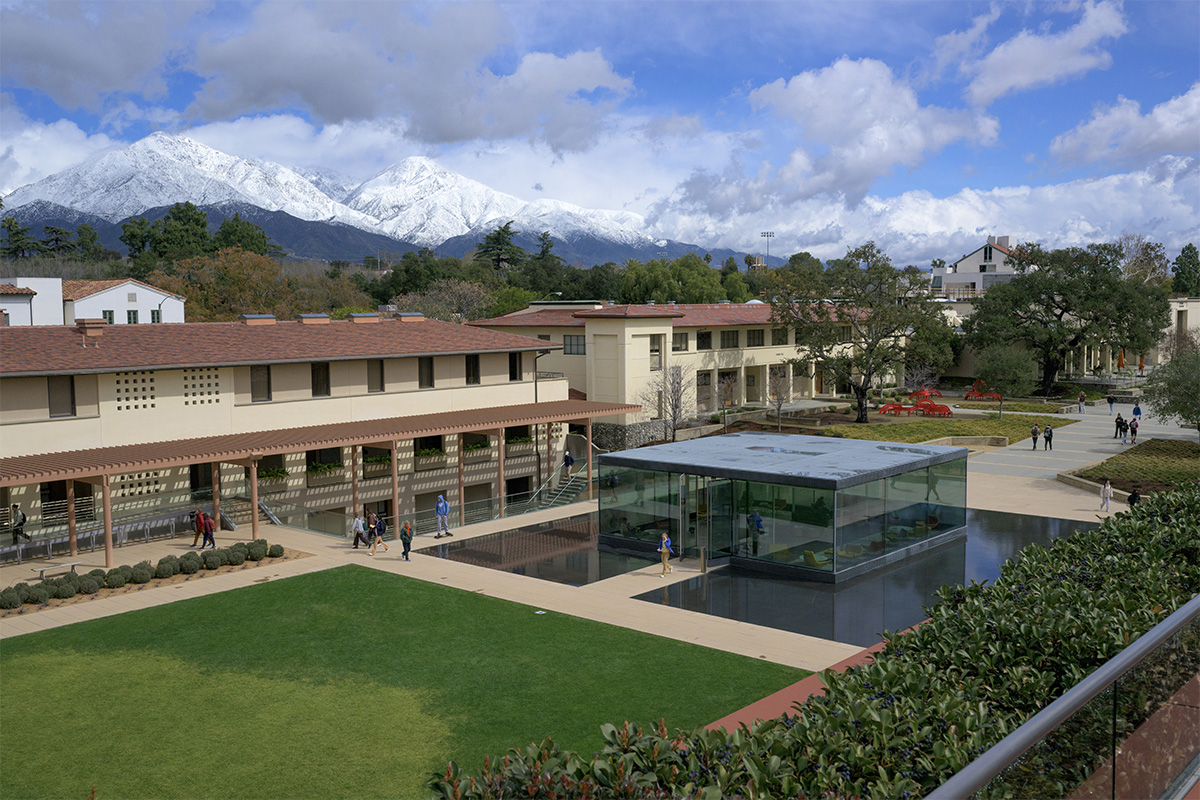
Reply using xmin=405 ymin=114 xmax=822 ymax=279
xmin=929 ymin=236 xmax=1019 ymax=301
xmin=0 ymin=278 xmax=185 ymax=326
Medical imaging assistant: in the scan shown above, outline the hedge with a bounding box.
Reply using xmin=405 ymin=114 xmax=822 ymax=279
xmin=429 ymin=483 xmax=1200 ymax=800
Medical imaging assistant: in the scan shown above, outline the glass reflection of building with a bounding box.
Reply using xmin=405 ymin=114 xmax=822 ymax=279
xmin=598 ymin=432 xmax=968 ymax=583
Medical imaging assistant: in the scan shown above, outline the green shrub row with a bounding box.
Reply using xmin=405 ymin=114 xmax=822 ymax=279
xmin=0 ymin=540 xmax=285 ymax=610
xmin=428 ymin=484 xmax=1200 ymax=800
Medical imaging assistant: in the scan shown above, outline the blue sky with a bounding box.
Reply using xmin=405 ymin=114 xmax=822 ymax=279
xmin=1 ymin=0 xmax=1197 ymax=263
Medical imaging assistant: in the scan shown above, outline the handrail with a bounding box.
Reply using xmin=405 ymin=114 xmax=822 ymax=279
xmin=929 ymin=592 xmax=1200 ymax=799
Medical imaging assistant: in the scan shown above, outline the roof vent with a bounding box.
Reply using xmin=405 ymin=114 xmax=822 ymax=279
xmin=348 ymin=313 xmax=380 ymax=324
xmin=396 ymin=312 xmax=425 ymax=323
xmin=378 ymin=304 xmax=399 ymax=316
xmin=241 ymin=314 xmax=276 ymax=326
xmin=297 ymin=313 xmax=330 ymax=325
xmin=718 ymin=300 xmax=730 ymax=305
xmin=646 ymin=300 xmax=655 ymax=305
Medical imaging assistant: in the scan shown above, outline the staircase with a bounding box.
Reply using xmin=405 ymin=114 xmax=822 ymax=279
xmin=542 ymin=474 xmax=590 ymax=508
xmin=222 ymin=497 xmax=274 ymax=531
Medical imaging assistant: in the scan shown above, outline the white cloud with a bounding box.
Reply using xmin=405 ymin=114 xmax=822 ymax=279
xmin=1050 ymin=83 xmax=1200 ymax=166
xmin=923 ymin=4 xmax=1002 ymax=85
xmin=965 ymin=1 xmax=1128 ymax=106
xmin=0 ymin=99 xmax=118 ymax=194
xmin=746 ymin=58 xmax=998 ymax=203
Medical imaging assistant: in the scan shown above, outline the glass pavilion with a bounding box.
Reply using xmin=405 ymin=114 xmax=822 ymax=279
xmin=598 ymin=432 xmax=967 ymax=582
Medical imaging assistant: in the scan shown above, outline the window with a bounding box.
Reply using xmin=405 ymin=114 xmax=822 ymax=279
xmin=127 ymin=310 xmax=139 ymax=325
xmin=311 ymin=362 xmax=331 ymax=397
xmin=839 ymin=325 xmax=853 ymax=342
xmin=720 ymin=330 xmax=739 ymax=349
xmin=150 ymin=309 xmax=162 ymax=324
xmin=509 ymin=352 xmax=522 ymax=381
xmin=672 ymin=332 xmax=688 ymax=352
xmin=696 ymin=331 xmax=712 ymax=350
xmin=772 ymin=327 xmax=788 ymax=346
xmin=306 ymin=447 xmax=342 ymax=468
xmin=696 ymin=373 xmax=711 ymax=386
xmin=102 ymin=310 xmax=114 ymax=325
xmin=415 ymin=435 xmax=443 ymax=456
xmin=538 ymin=334 xmax=551 ymax=341
xmin=747 ymin=329 xmax=764 ymax=347
xmin=250 ymin=365 xmax=272 ymax=402
xmin=563 ymin=335 xmax=586 ymax=355
xmin=418 ymin=357 xmax=434 ymax=389
xmin=47 ymin=376 xmax=76 ymax=418
xmin=649 ymin=335 xmax=663 ymax=371
xmin=367 ymin=359 xmax=385 ymax=393
xmin=2 ymin=312 xmax=9 ymax=327
xmin=465 ymin=354 xmax=481 ymax=385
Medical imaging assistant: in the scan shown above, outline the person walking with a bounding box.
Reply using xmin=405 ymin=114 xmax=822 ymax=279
xmin=1129 ymin=417 xmax=1139 ymax=444
xmin=434 ymin=494 xmax=452 ymax=538
xmin=369 ymin=513 xmax=390 ymax=556
xmin=1100 ymin=479 xmax=1113 ymax=513
xmin=1114 ymin=413 xmax=1124 ymax=439
xmin=350 ymin=512 xmax=369 ymax=549
xmin=1132 ymin=402 xmax=1142 ymax=424
xmin=1106 ymin=393 xmax=1115 ymax=415
xmin=200 ymin=512 xmax=217 ymax=550
xmin=1118 ymin=416 xmax=1129 ymax=444
xmin=1043 ymin=425 xmax=1053 ymax=450
xmin=1030 ymin=424 xmax=1040 ymax=450
xmin=9 ymin=504 xmax=29 ymax=545
xmin=1077 ymin=390 xmax=1087 ymax=413
xmin=398 ymin=521 xmax=413 ymax=561
xmin=1127 ymin=487 xmax=1141 ymax=507
xmin=562 ymin=449 xmax=575 ymax=476
xmin=657 ymin=530 xmax=674 ymax=577
xmin=191 ymin=507 xmax=205 ymax=547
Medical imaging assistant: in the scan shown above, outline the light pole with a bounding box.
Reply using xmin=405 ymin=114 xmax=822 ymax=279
xmin=760 ymin=231 xmax=774 ymax=268
xmin=156 ymin=294 xmax=183 ymax=323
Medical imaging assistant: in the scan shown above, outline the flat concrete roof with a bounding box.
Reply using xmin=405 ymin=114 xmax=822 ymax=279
xmin=599 ymin=432 xmax=968 ymax=490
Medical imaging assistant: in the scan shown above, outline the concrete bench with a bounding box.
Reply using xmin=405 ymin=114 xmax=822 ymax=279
xmin=30 ymin=561 xmax=83 ymax=581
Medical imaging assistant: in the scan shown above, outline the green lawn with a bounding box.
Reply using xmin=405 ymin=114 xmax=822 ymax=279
xmin=951 ymin=400 xmax=1072 ymax=413
xmin=824 ymin=413 xmax=1071 ymax=444
xmin=1076 ymin=438 xmax=1200 ymax=493
xmin=0 ymin=566 xmax=804 ymax=800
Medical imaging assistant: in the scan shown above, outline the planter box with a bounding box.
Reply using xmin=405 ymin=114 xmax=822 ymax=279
xmin=414 ymin=455 xmax=448 ymax=472
xmin=463 ymin=448 xmax=493 ymax=463
xmin=257 ymin=478 xmax=289 ymax=494
xmin=306 ymin=471 xmax=345 ymax=488
xmin=504 ymin=442 xmax=534 ymax=458
xmin=363 ymin=462 xmax=392 ymax=479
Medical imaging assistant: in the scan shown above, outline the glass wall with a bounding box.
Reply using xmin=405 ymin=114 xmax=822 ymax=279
xmin=598 ymin=465 xmax=675 ymax=546
xmin=835 ymin=479 xmax=886 ymax=569
xmin=733 ymin=480 xmax=836 ymax=571
xmin=929 ymin=458 xmax=967 ymax=533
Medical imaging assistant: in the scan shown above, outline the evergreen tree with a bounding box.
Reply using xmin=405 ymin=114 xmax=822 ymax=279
xmin=1 ymin=217 xmax=42 ymax=259
xmin=120 ymin=217 xmax=153 ymax=257
xmin=1173 ymin=243 xmax=1200 ymax=297
xmin=76 ymin=224 xmax=104 ymax=261
xmin=39 ymin=225 xmax=76 ymax=256
xmin=213 ymin=213 xmax=284 ymax=256
xmin=474 ymin=221 xmax=527 ymax=277
xmin=151 ymin=202 xmax=214 ymax=263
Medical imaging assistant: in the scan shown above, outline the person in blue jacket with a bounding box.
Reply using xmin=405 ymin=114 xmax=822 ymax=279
xmin=434 ymin=494 xmax=452 ymax=539
xmin=658 ymin=530 xmax=674 ymax=577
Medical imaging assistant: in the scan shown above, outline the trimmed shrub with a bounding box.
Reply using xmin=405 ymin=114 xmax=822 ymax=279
xmin=78 ymin=578 xmax=100 ymax=594
xmin=0 ymin=589 xmax=20 ymax=609
xmin=116 ymin=564 xmax=133 ymax=581
xmin=54 ymin=582 xmax=77 ymax=599
xmin=155 ymin=562 xmax=175 ymax=579
xmin=178 ymin=557 xmax=200 ymax=575
xmin=230 ymin=541 xmax=248 ymax=554
xmin=25 ymin=586 xmax=49 ymax=605
xmin=87 ymin=568 xmax=107 ymax=579
xmin=157 ymin=556 xmax=180 ymax=575
xmin=11 ymin=583 xmax=31 ymax=603
xmin=254 ymin=539 xmax=268 ymax=549
xmin=180 ymin=550 xmax=201 ymax=564
xmin=215 ymin=548 xmax=231 ymax=566
xmin=105 ymin=571 xmax=127 ymax=589
xmin=246 ymin=543 xmax=267 ymax=562
xmin=267 ymin=544 xmax=284 ymax=558
xmin=226 ymin=548 xmax=246 ymax=566
xmin=200 ymin=551 xmax=221 ymax=570
xmin=129 ymin=565 xmax=154 ymax=584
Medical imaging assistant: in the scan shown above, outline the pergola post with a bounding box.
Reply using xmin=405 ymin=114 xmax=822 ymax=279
xmin=67 ymin=480 xmax=77 ymax=557
xmin=585 ymin=418 xmax=594 ymax=501
xmin=351 ymin=445 xmax=360 ymax=516
xmin=249 ymin=458 xmax=260 ymax=539
xmin=389 ymin=440 xmax=399 ymax=524
xmin=496 ymin=427 xmax=506 ymax=518
xmin=458 ymin=433 xmax=466 ymax=527
xmin=545 ymin=422 xmax=553 ymax=486
xmin=211 ymin=461 xmax=221 ymax=528
xmin=102 ymin=475 xmax=113 ymax=568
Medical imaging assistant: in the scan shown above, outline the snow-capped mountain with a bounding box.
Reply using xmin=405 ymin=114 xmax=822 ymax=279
xmin=1 ymin=132 xmax=678 ymax=262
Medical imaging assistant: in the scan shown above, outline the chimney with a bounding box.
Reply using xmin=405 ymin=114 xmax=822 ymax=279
xmin=76 ymin=318 xmax=106 ymax=345
xmin=297 ymin=313 xmax=330 ymax=325
xmin=995 ymin=235 xmax=1010 ymax=248
xmin=396 ymin=312 xmax=425 ymax=323
xmin=241 ymin=314 xmax=276 ymax=326
xmin=348 ymin=313 xmax=380 ymax=324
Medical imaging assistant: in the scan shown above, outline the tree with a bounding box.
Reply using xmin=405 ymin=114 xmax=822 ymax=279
xmin=1115 ymin=233 xmax=1171 ymax=286
xmin=1173 ymin=243 xmax=1200 ymax=297
xmin=119 ymin=216 xmax=153 ymax=257
xmin=722 ymin=271 xmax=751 ymax=303
xmin=640 ymin=364 xmax=694 ymax=442
xmin=963 ymin=243 xmax=1171 ymax=396
xmin=773 ymin=242 xmax=949 ymax=424
xmin=1 ymin=217 xmax=42 ymax=259
xmin=973 ymin=346 xmax=1037 ymax=418
xmin=487 ymin=286 xmax=541 ymax=318
xmin=39 ymin=225 xmax=76 ymax=256
xmin=718 ymin=372 xmax=739 ymax=433
xmin=902 ymin=314 xmax=961 ymax=387
xmin=148 ymin=248 xmax=287 ymax=322
xmin=475 ymin=221 xmax=527 ymax=277
xmin=767 ymin=365 xmax=792 ymax=431
xmin=1142 ymin=329 xmax=1200 ymax=445
xmin=151 ymin=202 xmax=214 ymax=263
xmin=213 ymin=213 xmax=284 ymax=256
xmin=671 ymin=253 xmax=725 ymax=303
xmin=76 ymin=224 xmax=104 ymax=262
xmin=391 ymin=279 xmax=493 ymax=322
xmin=512 ymin=231 xmax=567 ymax=295
xmin=620 ymin=259 xmax=674 ymax=304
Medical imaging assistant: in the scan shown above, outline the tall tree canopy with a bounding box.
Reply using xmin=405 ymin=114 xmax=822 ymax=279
xmin=1173 ymin=243 xmax=1199 ymax=297
xmin=213 ymin=213 xmax=284 ymax=257
xmin=772 ymin=242 xmax=947 ymax=423
xmin=1 ymin=217 xmax=43 ymax=259
xmin=474 ymin=221 xmax=526 ymax=277
xmin=151 ymin=202 xmax=214 ymax=263
xmin=963 ymin=243 xmax=1171 ymax=395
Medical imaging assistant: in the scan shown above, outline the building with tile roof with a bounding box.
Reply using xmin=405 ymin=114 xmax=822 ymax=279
xmin=3 ymin=277 xmax=185 ymax=326
xmin=0 ymin=312 xmax=637 ymax=566
xmin=0 ymin=284 xmax=38 ymax=327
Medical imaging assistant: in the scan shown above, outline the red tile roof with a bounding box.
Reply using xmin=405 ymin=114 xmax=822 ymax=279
xmin=473 ymin=303 xmax=777 ymax=329
xmin=60 ymin=278 xmax=180 ymax=301
xmin=0 ymin=317 xmax=560 ymax=376
xmin=0 ymin=284 xmax=37 ymax=296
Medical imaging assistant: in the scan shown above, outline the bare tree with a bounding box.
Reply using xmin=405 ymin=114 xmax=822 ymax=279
xmin=640 ymin=364 xmax=694 ymax=442
xmin=902 ymin=364 xmax=939 ymax=395
xmin=767 ymin=365 xmax=791 ymax=431
xmin=390 ymin=278 xmax=492 ymax=321
xmin=718 ymin=372 xmax=739 ymax=433
xmin=1115 ymin=233 xmax=1172 ymax=287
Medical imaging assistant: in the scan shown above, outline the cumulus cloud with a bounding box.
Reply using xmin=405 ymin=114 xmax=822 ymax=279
xmin=923 ymin=4 xmax=1002 ymax=85
xmin=748 ymin=58 xmax=998 ymax=203
xmin=1049 ymin=83 xmax=1200 ymax=166
xmin=965 ymin=1 xmax=1128 ymax=106
xmin=0 ymin=98 xmax=118 ymax=194
xmin=0 ymin=0 xmax=203 ymax=110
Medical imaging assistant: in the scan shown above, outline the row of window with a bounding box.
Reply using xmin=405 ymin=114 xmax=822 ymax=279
xmin=555 ymin=328 xmax=793 ymax=356
xmin=99 ymin=310 xmax=162 ymax=324
xmin=251 ymin=354 xmax=525 ymax=403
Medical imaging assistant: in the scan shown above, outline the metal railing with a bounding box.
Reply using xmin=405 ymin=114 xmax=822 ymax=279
xmin=929 ymin=592 xmax=1200 ymax=800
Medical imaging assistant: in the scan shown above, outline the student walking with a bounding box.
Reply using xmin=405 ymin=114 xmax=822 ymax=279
xmin=1077 ymin=391 xmax=1087 ymax=413
xmin=399 ymin=521 xmax=413 ymax=561
xmin=1118 ymin=416 xmax=1129 ymax=444
xmin=1043 ymin=425 xmax=1053 ymax=450
xmin=434 ymin=495 xmax=452 ymax=538
xmin=1129 ymin=417 xmax=1139 ymax=444
xmin=1106 ymin=393 xmax=1116 ymax=415
xmin=201 ymin=512 xmax=217 ymax=549
xmin=658 ymin=530 xmax=674 ymax=577
xmin=1132 ymin=402 xmax=1142 ymax=424
xmin=191 ymin=507 xmax=205 ymax=547
xmin=1100 ymin=479 xmax=1113 ymax=513
xmin=351 ymin=513 xmax=369 ymax=549
xmin=369 ymin=514 xmax=390 ymax=556
xmin=1127 ymin=488 xmax=1141 ymax=506
xmin=563 ymin=450 xmax=575 ymax=476
xmin=1114 ymin=413 xmax=1124 ymax=439
xmin=1030 ymin=424 xmax=1040 ymax=450
xmin=9 ymin=504 xmax=29 ymax=545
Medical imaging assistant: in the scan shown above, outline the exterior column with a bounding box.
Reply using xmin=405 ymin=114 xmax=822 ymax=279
xmin=249 ymin=459 xmax=260 ymax=539
xmin=211 ymin=461 xmax=221 ymax=528
xmin=496 ymin=427 xmax=506 ymax=518
xmin=67 ymin=480 xmax=77 ymax=557
xmin=389 ymin=440 xmax=399 ymax=523
xmin=102 ymin=475 xmax=113 ymax=568
xmin=458 ymin=433 xmax=466 ymax=527
xmin=546 ymin=422 xmax=553 ymax=485
xmin=351 ymin=446 xmax=360 ymax=516
xmin=585 ymin=418 xmax=594 ymax=501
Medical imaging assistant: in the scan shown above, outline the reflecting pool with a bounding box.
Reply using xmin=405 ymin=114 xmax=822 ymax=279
xmin=632 ymin=509 xmax=1098 ymax=647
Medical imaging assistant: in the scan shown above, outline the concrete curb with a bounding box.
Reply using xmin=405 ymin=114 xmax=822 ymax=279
xmin=1056 ymin=472 xmax=1130 ymax=502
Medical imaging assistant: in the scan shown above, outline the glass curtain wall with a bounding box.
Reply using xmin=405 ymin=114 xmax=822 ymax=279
xmin=734 ymin=480 xmax=836 ymax=570
xmin=599 ymin=465 xmax=676 ymax=546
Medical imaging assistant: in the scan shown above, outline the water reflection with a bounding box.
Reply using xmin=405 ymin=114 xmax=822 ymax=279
xmin=633 ymin=509 xmax=1098 ymax=647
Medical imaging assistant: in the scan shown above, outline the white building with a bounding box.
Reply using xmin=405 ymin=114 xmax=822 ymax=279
xmin=0 ymin=278 xmax=186 ymax=326
xmin=929 ymin=236 xmax=1019 ymax=301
